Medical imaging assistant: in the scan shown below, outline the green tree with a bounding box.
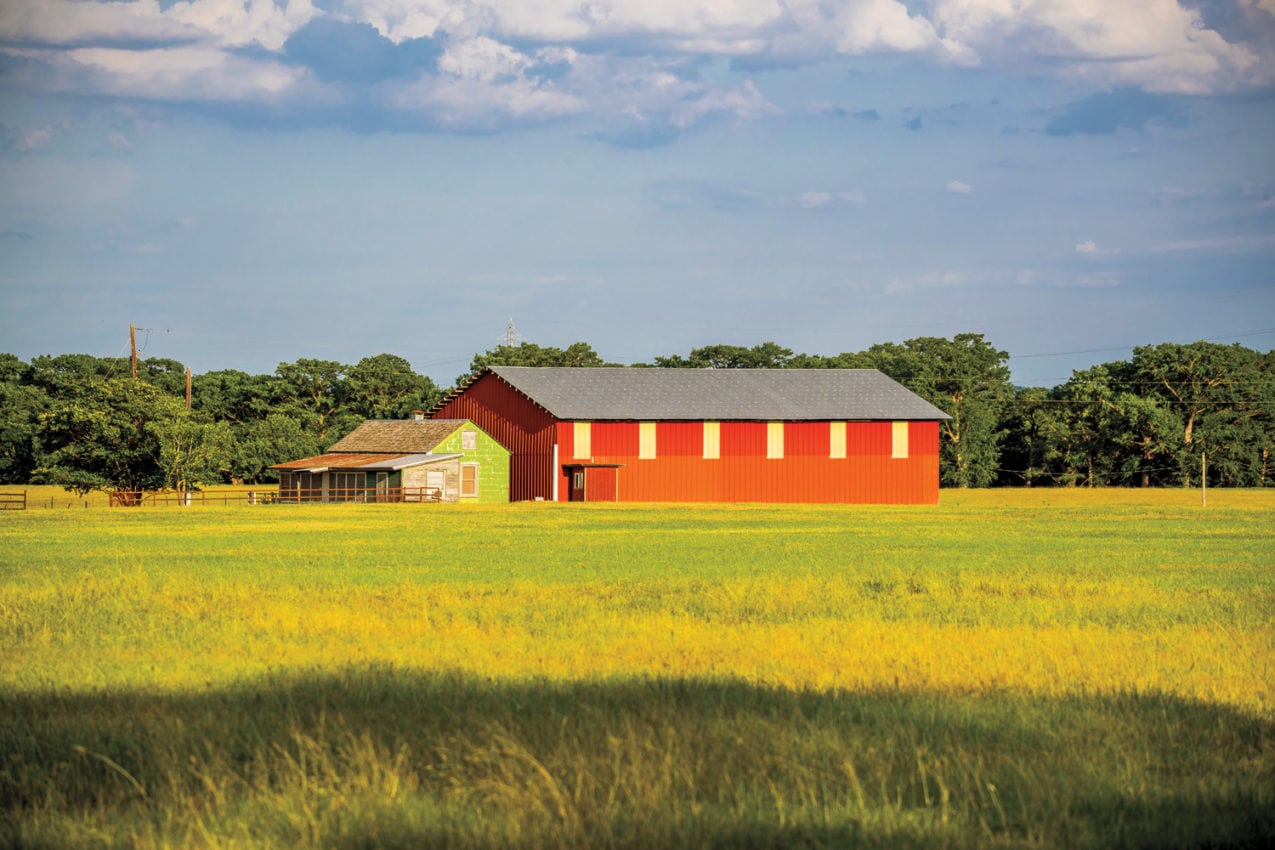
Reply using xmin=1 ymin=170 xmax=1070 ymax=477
xmin=854 ymin=334 xmax=1012 ymax=487
xmin=137 ymin=357 xmax=189 ymax=397
xmin=230 ymin=414 xmax=324 ymax=484
xmin=346 ymin=354 xmax=441 ymax=419
xmin=191 ymin=369 xmax=275 ymax=424
xmin=995 ymin=386 xmax=1067 ymax=487
xmin=272 ymin=358 xmax=359 ymax=444
xmin=1050 ymin=365 xmax=1126 ymax=487
xmin=1122 ymin=342 xmax=1274 ymax=486
xmin=0 ymin=355 xmax=50 ymax=484
xmin=34 ymin=378 xmax=186 ymax=498
xmin=150 ymin=416 xmax=234 ymax=491
xmin=462 ymin=341 xmax=613 ymax=383
xmin=24 ymin=353 xmax=130 ymax=399
xmin=652 ymin=342 xmax=796 ymax=369
xmin=1113 ymin=393 xmax=1184 ymax=487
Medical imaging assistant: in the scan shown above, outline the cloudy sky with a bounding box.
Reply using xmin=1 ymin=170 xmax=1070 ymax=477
xmin=1 ymin=0 xmax=1273 ymax=388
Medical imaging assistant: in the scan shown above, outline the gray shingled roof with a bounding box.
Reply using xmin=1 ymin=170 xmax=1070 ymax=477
xmin=488 ymin=367 xmax=951 ymax=421
xmin=328 ymin=419 xmax=466 ymax=453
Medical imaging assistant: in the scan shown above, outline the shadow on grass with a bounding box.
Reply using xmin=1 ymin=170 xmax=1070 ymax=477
xmin=3 ymin=669 xmax=1272 ymax=849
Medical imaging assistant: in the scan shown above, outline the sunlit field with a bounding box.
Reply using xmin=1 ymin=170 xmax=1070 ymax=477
xmin=2 ymin=489 xmax=1272 ymax=848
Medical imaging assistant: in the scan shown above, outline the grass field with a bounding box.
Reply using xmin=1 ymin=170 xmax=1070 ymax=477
xmin=2 ymin=488 xmax=1272 ymax=848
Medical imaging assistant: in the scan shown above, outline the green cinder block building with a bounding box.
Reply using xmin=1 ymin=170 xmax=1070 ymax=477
xmin=273 ymin=418 xmax=510 ymax=503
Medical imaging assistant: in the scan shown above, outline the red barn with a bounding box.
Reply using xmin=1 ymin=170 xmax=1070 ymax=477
xmin=431 ymin=366 xmax=951 ymax=504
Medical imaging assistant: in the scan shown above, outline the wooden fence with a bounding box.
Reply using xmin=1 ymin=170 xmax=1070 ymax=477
xmin=0 ymin=491 xmax=26 ymax=511
xmin=274 ymin=486 xmax=443 ymax=504
xmin=107 ymin=486 xmax=444 ymax=507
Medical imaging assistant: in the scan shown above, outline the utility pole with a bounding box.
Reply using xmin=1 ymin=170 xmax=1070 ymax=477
xmin=185 ymin=367 xmax=192 ymax=410
xmin=1202 ymin=452 xmax=1207 ymax=508
xmin=130 ymin=324 xmax=138 ymax=380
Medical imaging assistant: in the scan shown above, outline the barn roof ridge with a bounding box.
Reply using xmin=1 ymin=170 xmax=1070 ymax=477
xmin=478 ymin=366 xmax=952 ymax=421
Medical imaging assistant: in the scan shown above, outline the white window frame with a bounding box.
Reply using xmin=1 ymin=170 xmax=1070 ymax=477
xmin=573 ymin=421 xmax=592 ymax=459
xmin=829 ymin=421 xmax=846 ymax=459
xmin=892 ymin=421 xmax=910 ymax=459
xmin=702 ymin=421 xmax=720 ymax=459
xmin=767 ymin=422 xmax=784 ymax=459
xmin=639 ymin=422 xmax=656 ymax=459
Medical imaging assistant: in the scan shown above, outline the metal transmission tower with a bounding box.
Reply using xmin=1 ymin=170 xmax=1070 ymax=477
xmin=500 ymin=319 xmax=524 ymax=348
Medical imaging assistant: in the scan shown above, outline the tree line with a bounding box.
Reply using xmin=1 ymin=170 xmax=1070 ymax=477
xmin=1 ymin=334 xmax=1271 ymax=493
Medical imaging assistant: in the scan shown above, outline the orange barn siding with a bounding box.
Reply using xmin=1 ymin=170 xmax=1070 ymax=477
xmin=554 ymin=419 xmax=940 ymax=504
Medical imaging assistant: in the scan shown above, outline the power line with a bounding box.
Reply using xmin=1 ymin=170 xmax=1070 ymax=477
xmin=1008 ymin=327 xmax=1275 ymax=361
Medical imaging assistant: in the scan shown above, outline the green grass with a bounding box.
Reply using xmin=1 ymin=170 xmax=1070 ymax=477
xmin=1 ymin=490 xmax=1273 ymax=848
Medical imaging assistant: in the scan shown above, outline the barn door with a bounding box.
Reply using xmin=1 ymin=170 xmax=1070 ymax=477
xmin=569 ymin=468 xmax=586 ymax=502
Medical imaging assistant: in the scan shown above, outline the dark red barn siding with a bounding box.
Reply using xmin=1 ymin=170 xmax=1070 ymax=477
xmin=431 ymin=372 xmax=558 ymax=501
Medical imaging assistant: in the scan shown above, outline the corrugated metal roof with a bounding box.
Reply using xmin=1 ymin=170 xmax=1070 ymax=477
xmin=271 ymin=452 xmax=461 ymax=471
xmin=487 ymin=367 xmax=952 ymax=421
xmin=328 ymin=419 xmax=467 ymax=453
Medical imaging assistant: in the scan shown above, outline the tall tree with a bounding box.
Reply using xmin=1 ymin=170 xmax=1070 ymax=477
xmin=652 ymin=342 xmax=796 ymax=369
xmin=272 ymin=358 xmax=358 ymax=444
xmin=462 ymin=341 xmax=613 ymax=384
xmin=35 ymin=378 xmax=187 ymax=498
xmin=191 ymin=369 xmax=276 ymax=424
xmin=0 ymin=355 xmax=50 ymax=484
xmin=346 ymin=354 xmax=441 ymax=419
xmin=230 ymin=414 xmax=323 ymax=484
xmin=996 ymin=386 xmax=1067 ymax=487
xmin=1051 ymin=365 xmax=1133 ymax=487
xmin=1122 ymin=342 xmax=1274 ymax=486
xmin=24 ymin=354 xmax=130 ymax=399
xmin=853 ymin=334 xmax=1013 ymax=487
xmin=150 ymin=416 xmax=234 ymax=491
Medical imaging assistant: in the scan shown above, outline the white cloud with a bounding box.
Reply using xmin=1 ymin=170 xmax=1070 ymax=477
xmin=14 ymin=126 xmax=54 ymax=152
xmin=392 ymin=38 xmax=587 ymax=127
xmin=21 ymin=45 xmax=315 ymax=102
xmin=928 ymin=0 xmax=1270 ymax=93
xmin=1075 ymin=240 xmax=1099 ymax=254
xmin=0 ymin=0 xmax=318 ymax=51
xmin=667 ymin=79 xmax=776 ymax=128
xmin=830 ymin=0 xmax=974 ymax=62
xmin=1150 ymin=234 xmax=1275 ymax=253
xmin=797 ymin=190 xmax=866 ymax=209
xmin=1 ymin=0 xmax=1270 ymax=127
xmin=437 ymin=36 xmax=533 ymax=82
xmin=0 ymin=0 xmax=197 ymax=45
xmin=1073 ymin=272 xmax=1120 ymax=288
xmin=168 ymin=0 xmax=319 ymax=51
xmin=397 ymin=75 xmax=587 ymax=126
xmin=945 ymin=180 xmax=973 ymax=194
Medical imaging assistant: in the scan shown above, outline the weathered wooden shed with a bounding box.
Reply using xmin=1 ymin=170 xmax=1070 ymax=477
xmin=272 ymin=418 xmax=509 ymax=503
xmin=429 ymin=367 xmax=950 ymax=504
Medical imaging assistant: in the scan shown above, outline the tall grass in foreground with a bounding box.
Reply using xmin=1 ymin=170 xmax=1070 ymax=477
xmin=1 ymin=490 xmax=1272 ymax=848
xmin=4 ymin=670 xmax=1271 ymax=850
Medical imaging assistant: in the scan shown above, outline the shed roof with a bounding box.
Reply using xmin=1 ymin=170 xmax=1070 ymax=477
xmin=482 ymin=366 xmax=951 ymax=421
xmin=272 ymin=452 xmax=461 ymax=472
xmin=328 ymin=419 xmax=468 ymax=454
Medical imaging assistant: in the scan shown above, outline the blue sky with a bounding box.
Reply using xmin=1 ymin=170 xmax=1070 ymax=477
xmin=1 ymin=0 xmax=1273 ymax=389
